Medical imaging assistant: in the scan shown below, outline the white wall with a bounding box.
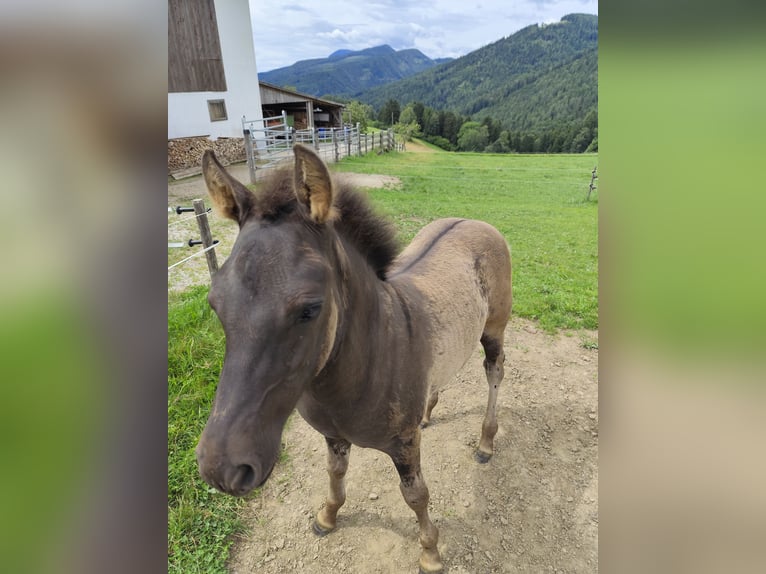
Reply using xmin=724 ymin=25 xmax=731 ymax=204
xmin=168 ymin=0 xmax=264 ymax=139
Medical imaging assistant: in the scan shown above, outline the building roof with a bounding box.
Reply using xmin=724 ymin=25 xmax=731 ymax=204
xmin=258 ymin=81 xmax=345 ymax=109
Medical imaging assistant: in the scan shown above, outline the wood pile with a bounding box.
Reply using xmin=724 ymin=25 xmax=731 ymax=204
xmin=168 ymin=136 xmax=245 ymax=175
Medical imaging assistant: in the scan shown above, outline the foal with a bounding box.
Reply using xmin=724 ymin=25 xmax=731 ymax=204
xmin=195 ymin=144 xmax=512 ymax=573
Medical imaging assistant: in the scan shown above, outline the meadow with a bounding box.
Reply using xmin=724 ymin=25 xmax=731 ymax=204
xmin=168 ymin=144 xmax=597 ymax=572
xmin=335 ymin=146 xmax=598 ymax=331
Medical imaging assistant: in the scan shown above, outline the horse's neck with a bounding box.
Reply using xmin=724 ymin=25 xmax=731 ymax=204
xmin=327 ymin=242 xmax=409 ymax=382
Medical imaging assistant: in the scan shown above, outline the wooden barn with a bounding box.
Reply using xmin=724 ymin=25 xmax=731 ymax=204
xmin=168 ymin=0 xmax=265 ymax=140
xmin=259 ymin=82 xmax=344 ymax=130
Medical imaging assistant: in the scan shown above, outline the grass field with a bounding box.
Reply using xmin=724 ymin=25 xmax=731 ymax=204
xmin=168 ymin=286 xmax=244 ymax=573
xmin=335 ymin=145 xmax=598 ymax=331
xmin=168 ymin=145 xmax=598 ymax=572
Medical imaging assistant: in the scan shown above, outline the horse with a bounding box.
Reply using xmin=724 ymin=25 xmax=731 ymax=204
xmin=195 ymin=144 xmax=512 ymax=573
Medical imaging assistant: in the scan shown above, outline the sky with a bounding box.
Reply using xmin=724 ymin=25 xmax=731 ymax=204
xmin=249 ymin=0 xmax=597 ymax=72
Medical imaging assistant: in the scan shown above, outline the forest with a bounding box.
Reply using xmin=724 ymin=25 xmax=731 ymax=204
xmin=344 ymin=97 xmax=597 ymax=154
xmin=334 ymin=14 xmax=598 ymax=153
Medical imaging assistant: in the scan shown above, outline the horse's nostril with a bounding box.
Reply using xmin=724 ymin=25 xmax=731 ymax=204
xmin=231 ymin=464 xmax=256 ymax=495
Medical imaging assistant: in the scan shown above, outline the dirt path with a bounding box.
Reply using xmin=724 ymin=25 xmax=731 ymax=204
xmin=404 ymin=139 xmax=439 ymax=153
xmin=227 ymin=318 xmax=598 ymax=574
xmin=168 ymin=170 xmax=400 ymax=292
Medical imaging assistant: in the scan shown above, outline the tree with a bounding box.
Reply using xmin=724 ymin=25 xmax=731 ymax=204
xmin=378 ymin=99 xmax=401 ymax=126
xmin=346 ymin=100 xmax=375 ymax=132
xmin=399 ymin=104 xmax=420 ymax=131
xmin=393 ymin=120 xmax=420 ymax=142
xmin=422 ymin=107 xmax=440 ymax=136
xmin=457 ymin=121 xmax=489 ymax=152
xmin=583 ymin=109 xmax=598 ymax=131
xmin=485 ymin=130 xmax=511 ymax=153
xmin=412 ymin=101 xmax=425 ymax=128
xmin=481 ymin=116 xmax=502 ymax=143
xmin=441 ymin=111 xmax=461 ymax=144
xmin=569 ymin=126 xmax=593 ymax=153
xmin=519 ymin=133 xmax=535 ymax=152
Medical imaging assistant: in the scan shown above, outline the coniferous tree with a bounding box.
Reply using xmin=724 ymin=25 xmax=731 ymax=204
xmin=378 ymin=99 xmax=401 ymax=126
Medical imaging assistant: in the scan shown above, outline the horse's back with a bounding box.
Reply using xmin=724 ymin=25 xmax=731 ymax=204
xmin=389 ymin=218 xmax=511 ymax=301
xmin=387 ymin=218 xmax=512 ymax=387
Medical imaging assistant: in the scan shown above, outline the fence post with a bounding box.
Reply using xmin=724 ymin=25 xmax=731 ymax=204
xmin=242 ymin=115 xmax=257 ymax=184
xmin=193 ymin=199 xmax=219 ymax=277
xmin=243 ymin=128 xmax=256 ymax=184
xmin=332 ymin=129 xmax=339 ymax=163
xmin=312 ymin=127 xmax=319 ymax=150
xmin=355 ymin=123 xmax=360 ymax=156
xmin=587 ymin=165 xmax=598 ymax=200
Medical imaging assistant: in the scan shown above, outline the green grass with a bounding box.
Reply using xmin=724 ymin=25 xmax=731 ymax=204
xmin=334 ymin=144 xmax=598 ymax=331
xmin=168 ymin=286 xmax=252 ymax=573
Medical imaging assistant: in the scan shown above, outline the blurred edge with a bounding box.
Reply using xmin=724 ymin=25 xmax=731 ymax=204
xmin=601 ymin=2 xmax=766 ymax=573
xmin=1 ymin=1 xmax=765 ymax=574
xmin=0 ymin=2 xmax=167 ymax=573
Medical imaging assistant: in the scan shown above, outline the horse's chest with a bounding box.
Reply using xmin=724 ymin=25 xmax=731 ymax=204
xmin=296 ymin=386 xmax=419 ymax=450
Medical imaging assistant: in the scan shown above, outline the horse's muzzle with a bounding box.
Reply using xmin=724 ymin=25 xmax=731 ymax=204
xmin=195 ymin=445 xmax=273 ymax=496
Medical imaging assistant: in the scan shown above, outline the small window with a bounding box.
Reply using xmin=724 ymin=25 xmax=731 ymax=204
xmin=208 ymin=99 xmax=227 ymax=122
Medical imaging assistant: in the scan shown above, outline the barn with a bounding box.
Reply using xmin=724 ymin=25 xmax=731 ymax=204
xmin=168 ymin=0 xmax=264 ymax=139
xmin=259 ymin=82 xmax=345 ymax=131
xmin=167 ymin=0 xmax=345 ymax=175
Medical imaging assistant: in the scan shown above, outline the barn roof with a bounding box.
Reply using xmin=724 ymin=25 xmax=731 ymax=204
xmin=258 ymin=81 xmax=344 ymax=109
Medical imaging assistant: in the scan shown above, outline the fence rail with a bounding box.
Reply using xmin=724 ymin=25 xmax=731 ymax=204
xmin=168 ymin=199 xmax=218 ymax=278
xmin=241 ymin=114 xmax=402 ymax=184
xmin=170 ymin=124 xmax=404 ymax=286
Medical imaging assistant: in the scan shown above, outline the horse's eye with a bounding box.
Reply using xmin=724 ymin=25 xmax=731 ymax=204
xmin=298 ymin=302 xmax=323 ymax=323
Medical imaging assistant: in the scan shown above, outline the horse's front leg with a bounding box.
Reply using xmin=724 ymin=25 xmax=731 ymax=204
xmin=313 ymin=436 xmax=351 ymax=536
xmin=390 ymin=429 xmax=442 ymax=573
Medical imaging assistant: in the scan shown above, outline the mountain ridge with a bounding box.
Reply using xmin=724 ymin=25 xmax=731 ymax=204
xmin=259 ymin=45 xmax=446 ymax=96
xmin=357 ymin=13 xmax=598 ymax=133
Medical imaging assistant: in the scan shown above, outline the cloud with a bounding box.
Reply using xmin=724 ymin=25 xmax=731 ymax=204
xmin=317 ymin=28 xmax=364 ymax=43
xmin=249 ymin=0 xmax=598 ymax=71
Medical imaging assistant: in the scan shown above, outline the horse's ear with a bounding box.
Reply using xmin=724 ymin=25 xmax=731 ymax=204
xmin=293 ymin=144 xmax=335 ymax=224
xmin=202 ymin=150 xmax=254 ymax=225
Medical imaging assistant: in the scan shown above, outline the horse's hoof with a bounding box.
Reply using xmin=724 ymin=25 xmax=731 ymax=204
xmin=420 ymin=421 xmax=429 ymax=429
xmin=475 ymin=450 xmax=492 ymax=464
xmin=312 ymin=520 xmax=332 ymax=537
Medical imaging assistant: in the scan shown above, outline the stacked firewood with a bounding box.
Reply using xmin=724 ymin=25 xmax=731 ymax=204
xmin=168 ymin=136 xmax=245 ymax=174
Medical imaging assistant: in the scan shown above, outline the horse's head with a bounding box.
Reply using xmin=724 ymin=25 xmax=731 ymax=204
xmin=195 ymin=145 xmax=343 ymax=496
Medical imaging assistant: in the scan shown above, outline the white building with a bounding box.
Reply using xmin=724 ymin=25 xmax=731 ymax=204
xmin=168 ymin=0 xmax=264 ymax=140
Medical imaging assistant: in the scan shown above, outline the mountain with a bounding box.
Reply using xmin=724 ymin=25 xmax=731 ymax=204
xmin=359 ymin=14 xmax=598 ymax=133
xmin=259 ymin=45 xmax=448 ymax=98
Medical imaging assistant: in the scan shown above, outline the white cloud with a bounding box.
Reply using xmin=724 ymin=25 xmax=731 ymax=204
xmin=317 ymin=28 xmax=364 ymax=42
xmin=249 ymin=0 xmax=597 ymax=72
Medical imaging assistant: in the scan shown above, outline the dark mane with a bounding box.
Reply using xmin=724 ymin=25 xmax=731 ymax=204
xmin=255 ymin=167 xmax=400 ymax=279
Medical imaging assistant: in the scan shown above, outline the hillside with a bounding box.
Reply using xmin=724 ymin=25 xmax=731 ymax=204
xmin=359 ymin=14 xmax=597 ymax=133
xmin=259 ymin=45 xmax=446 ymax=97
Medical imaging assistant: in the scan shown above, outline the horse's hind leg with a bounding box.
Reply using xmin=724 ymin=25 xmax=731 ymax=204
xmin=313 ymin=437 xmax=351 ymax=536
xmin=476 ymin=331 xmax=506 ymax=463
xmin=420 ymin=390 xmax=439 ymax=428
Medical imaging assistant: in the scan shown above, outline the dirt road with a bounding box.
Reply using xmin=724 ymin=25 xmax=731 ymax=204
xmin=227 ymin=318 xmax=598 ymax=574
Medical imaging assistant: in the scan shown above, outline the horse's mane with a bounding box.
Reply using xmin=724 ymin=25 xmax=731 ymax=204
xmin=255 ymin=167 xmax=400 ymax=280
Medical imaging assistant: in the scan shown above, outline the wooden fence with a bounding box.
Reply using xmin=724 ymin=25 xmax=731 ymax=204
xmin=242 ymin=113 xmax=401 ymax=184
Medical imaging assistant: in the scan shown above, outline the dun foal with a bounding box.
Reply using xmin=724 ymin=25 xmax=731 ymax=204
xmin=195 ymin=144 xmax=512 ymax=573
